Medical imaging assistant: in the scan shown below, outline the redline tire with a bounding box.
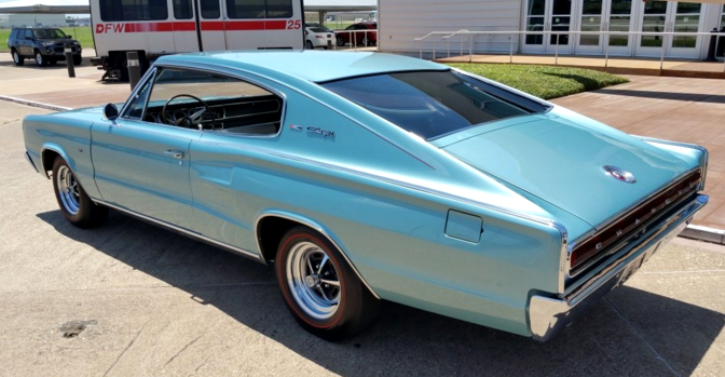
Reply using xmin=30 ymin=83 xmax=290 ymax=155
xmin=275 ymin=226 xmax=379 ymax=341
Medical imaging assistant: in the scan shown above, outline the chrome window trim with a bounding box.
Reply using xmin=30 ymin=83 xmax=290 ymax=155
xmin=119 ymin=67 xmax=158 ymax=119
xmin=166 ymin=59 xmax=436 ymax=170
xmin=92 ymin=199 xmax=264 ymax=262
xmin=153 ymin=62 xmax=288 ymax=139
xmin=254 ymin=212 xmax=381 ymax=300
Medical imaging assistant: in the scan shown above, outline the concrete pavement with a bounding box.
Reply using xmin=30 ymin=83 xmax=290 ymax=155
xmin=3 ymin=100 xmax=725 ymax=376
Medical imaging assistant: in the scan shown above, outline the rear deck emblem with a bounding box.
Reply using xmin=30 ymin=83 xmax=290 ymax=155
xmin=603 ymin=165 xmax=636 ymax=184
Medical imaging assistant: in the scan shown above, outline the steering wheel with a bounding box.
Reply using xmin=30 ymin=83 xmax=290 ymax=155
xmin=161 ymin=94 xmax=210 ymax=129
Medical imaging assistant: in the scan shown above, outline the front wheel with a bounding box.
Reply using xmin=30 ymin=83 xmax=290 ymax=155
xmin=73 ymin=54 xmax=82 ymax=66
xmin=35 ymin=51 xmax=47 ymax=67
xmin=336 ymin=37 xmax=345 ymax=46
xmin=276 ymin=227 xmax=380 ymax=341
xmin=52 ymin=157 xmax=108 ymax=228
xmin=305 ymin=40 xmax=314 ymax=50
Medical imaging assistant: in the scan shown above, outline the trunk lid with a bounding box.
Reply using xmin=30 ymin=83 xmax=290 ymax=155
xmin=438 ymin=113 xmax=695 ymax=228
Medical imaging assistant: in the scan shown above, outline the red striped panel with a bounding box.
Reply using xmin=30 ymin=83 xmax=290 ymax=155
xmin=200 ymin=20 xmax=289 ymax=31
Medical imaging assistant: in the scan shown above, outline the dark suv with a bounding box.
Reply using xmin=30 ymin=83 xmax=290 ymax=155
xmin=7 ymin=27 xmax=82 ymax=67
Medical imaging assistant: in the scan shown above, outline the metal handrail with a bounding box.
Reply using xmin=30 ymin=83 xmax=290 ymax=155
xmin=416 ymin=30 xmax=725 ymax=71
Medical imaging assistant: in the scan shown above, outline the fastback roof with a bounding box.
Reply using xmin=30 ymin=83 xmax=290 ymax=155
xmin=162 ymin=51 xmax=448 ymax=83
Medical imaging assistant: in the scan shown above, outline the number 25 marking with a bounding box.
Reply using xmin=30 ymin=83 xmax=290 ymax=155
xmin=286 ymin=20 xmax=301 ymax=29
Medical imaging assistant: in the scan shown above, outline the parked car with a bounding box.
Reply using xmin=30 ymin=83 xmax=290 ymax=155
xmin=22 ymin=51 xmax=708 ymax=342
xmin=305 ymin=27 xmax=335 ymax=49
xmin=305 ymin=22 xmax=334 ymax=33
xmin=336 ymin=22 xmax=377 ymax=46
xmin=7 ymin=27 xmax=82 ymax=67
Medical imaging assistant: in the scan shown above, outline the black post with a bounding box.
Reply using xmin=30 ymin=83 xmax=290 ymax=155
xmin=126 ymin=51 xmax=141 ymax=90
xmin=705 ymin=28 xmax=718 ymax=62
xmin=64 ymin=42 xmax=75 ymax=78
xmin=328 ymin=39 xmax=333 ymax=50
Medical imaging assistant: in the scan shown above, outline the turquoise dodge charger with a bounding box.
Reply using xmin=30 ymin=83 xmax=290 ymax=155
xmin=22 ymin=51 xmax=708 ymax=341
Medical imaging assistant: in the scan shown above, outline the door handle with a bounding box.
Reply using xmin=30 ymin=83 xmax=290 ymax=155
xmin=164 ymin=150 xmax=184 ymax=159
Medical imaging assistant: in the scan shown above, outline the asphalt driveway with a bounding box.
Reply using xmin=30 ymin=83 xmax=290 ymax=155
xmin=2 ymin=101 xmax=725 ymax=376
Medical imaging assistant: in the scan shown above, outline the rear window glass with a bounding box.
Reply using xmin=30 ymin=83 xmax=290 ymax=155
xmin=309 ymin=27 xmax=328 ymax=33
xmin=323 ymin=70 xmax=549 ymax=140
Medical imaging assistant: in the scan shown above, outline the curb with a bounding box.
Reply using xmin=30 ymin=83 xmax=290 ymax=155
xmin=0 ymin=94 xmax=71 ymax=112
xmin=2 ymin=94 xmax=724 ymax=246
xmin=680 ymin=224 xmax=725 ymax=245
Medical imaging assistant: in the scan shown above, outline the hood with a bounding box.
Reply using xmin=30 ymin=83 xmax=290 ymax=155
xmin=438 ymin=112 xmax=696 ymax=229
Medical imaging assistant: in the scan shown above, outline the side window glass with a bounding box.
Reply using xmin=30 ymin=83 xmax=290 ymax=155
xmin=25 ymin=30 xmax=33 ymax=39
xmin=173 ymin=0 xmax=193 ymax=19
xmin=140 ymin=68 xmax=283 ymax=136
xmin=123 ymin=72 xmax=155 ymax=120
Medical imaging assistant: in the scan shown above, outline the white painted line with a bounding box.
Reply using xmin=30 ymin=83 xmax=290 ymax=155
xmin=0 ymin=94 xmax=71 ymax=112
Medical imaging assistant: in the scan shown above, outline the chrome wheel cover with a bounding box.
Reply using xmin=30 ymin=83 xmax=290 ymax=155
xmin=56 ymin=165 xmax=81 ymax=215
xmin=35 ymin=52 xmax=42 ymax=65
xmin=286 ymin=241 xmax=341 ymax=320
xmin=13 ymin=51 xmax=19 ymax=63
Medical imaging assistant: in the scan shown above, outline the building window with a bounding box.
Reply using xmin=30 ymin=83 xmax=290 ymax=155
xmin=99 ymin=0 xmax=168 ymax=22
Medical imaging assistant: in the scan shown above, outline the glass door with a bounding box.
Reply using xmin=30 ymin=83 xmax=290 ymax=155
xmin=606 ymin=0 xmax=635 ymax=55
xmin=577 ymin=0 xmax=604 ymax=54
xmin=523 ymin=0 xmax=573 ymax=54
xmin=668 ymin=2 xmax=703 ymax=58
xmin=636 ymin=1 xmax=669 ymax=57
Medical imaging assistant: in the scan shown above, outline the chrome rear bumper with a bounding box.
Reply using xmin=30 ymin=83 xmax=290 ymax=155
xmin=528 ymin=194 xmax=708 ymax=342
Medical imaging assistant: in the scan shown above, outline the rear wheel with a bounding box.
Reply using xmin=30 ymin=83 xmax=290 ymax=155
xmin=11 ymin=49 xmax=24 ymax=66
xmin=52 ymin=157 xmax=108 ymax=228
xmin=306 ymin=40 xmax=314 ymax=50
xmin=336 ymin=36 xmax=345 ymax=46
xmin=275 ymin=226 xmax=379 ymax=341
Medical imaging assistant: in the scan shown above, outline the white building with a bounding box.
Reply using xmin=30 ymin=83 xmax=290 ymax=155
xmin=0 ymin=13 xmax=67 ymax=28
xmin=379 ymin=0 xmax=725 ymax=60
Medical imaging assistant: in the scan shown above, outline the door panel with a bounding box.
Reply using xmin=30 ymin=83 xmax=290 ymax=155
xmin=92 ymin=120 xmax=200 ymax=229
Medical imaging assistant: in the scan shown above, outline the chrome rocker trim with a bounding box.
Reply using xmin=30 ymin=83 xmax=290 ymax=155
xmin=93 ymin=200 xmax=263 ymax=262
xmin=529 ymin=194 xmax=708 ymax=342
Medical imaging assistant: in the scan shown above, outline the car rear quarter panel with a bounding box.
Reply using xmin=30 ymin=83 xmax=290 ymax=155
xmin=190 ymin=78 xmax=564 ymax=337
xmin=23 ymin=112 xmax=100 ymax=198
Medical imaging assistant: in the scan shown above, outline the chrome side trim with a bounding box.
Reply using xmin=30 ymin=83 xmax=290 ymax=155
xmin=25 ymin=151 xmax=39 ymax=173
xmin=94 ymin=199 xmax=264 ymax=262
xmin=530 ymin=194 xmax=708 ymax=341
xmin=196 ymin=137 xmax=563 ymax=231
xmin=254 ymin=212 xmax=381 ymax=300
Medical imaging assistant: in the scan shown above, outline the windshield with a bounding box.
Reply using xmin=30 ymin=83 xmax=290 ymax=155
xmin=32 ymin=28 xmax=67 ymax=39
xmin=322 ymin=70 xmax=549 ymax=139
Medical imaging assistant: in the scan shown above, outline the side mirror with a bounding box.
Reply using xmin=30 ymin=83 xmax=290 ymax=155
xmin=67 ymin=35 xmax=73 ymax=39
xmin=103 ymin=103 xmax=119 ymax=121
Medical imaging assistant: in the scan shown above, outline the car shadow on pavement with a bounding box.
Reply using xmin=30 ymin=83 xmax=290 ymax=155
xmin=37 ymin=210 xmax=724 ymax=377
